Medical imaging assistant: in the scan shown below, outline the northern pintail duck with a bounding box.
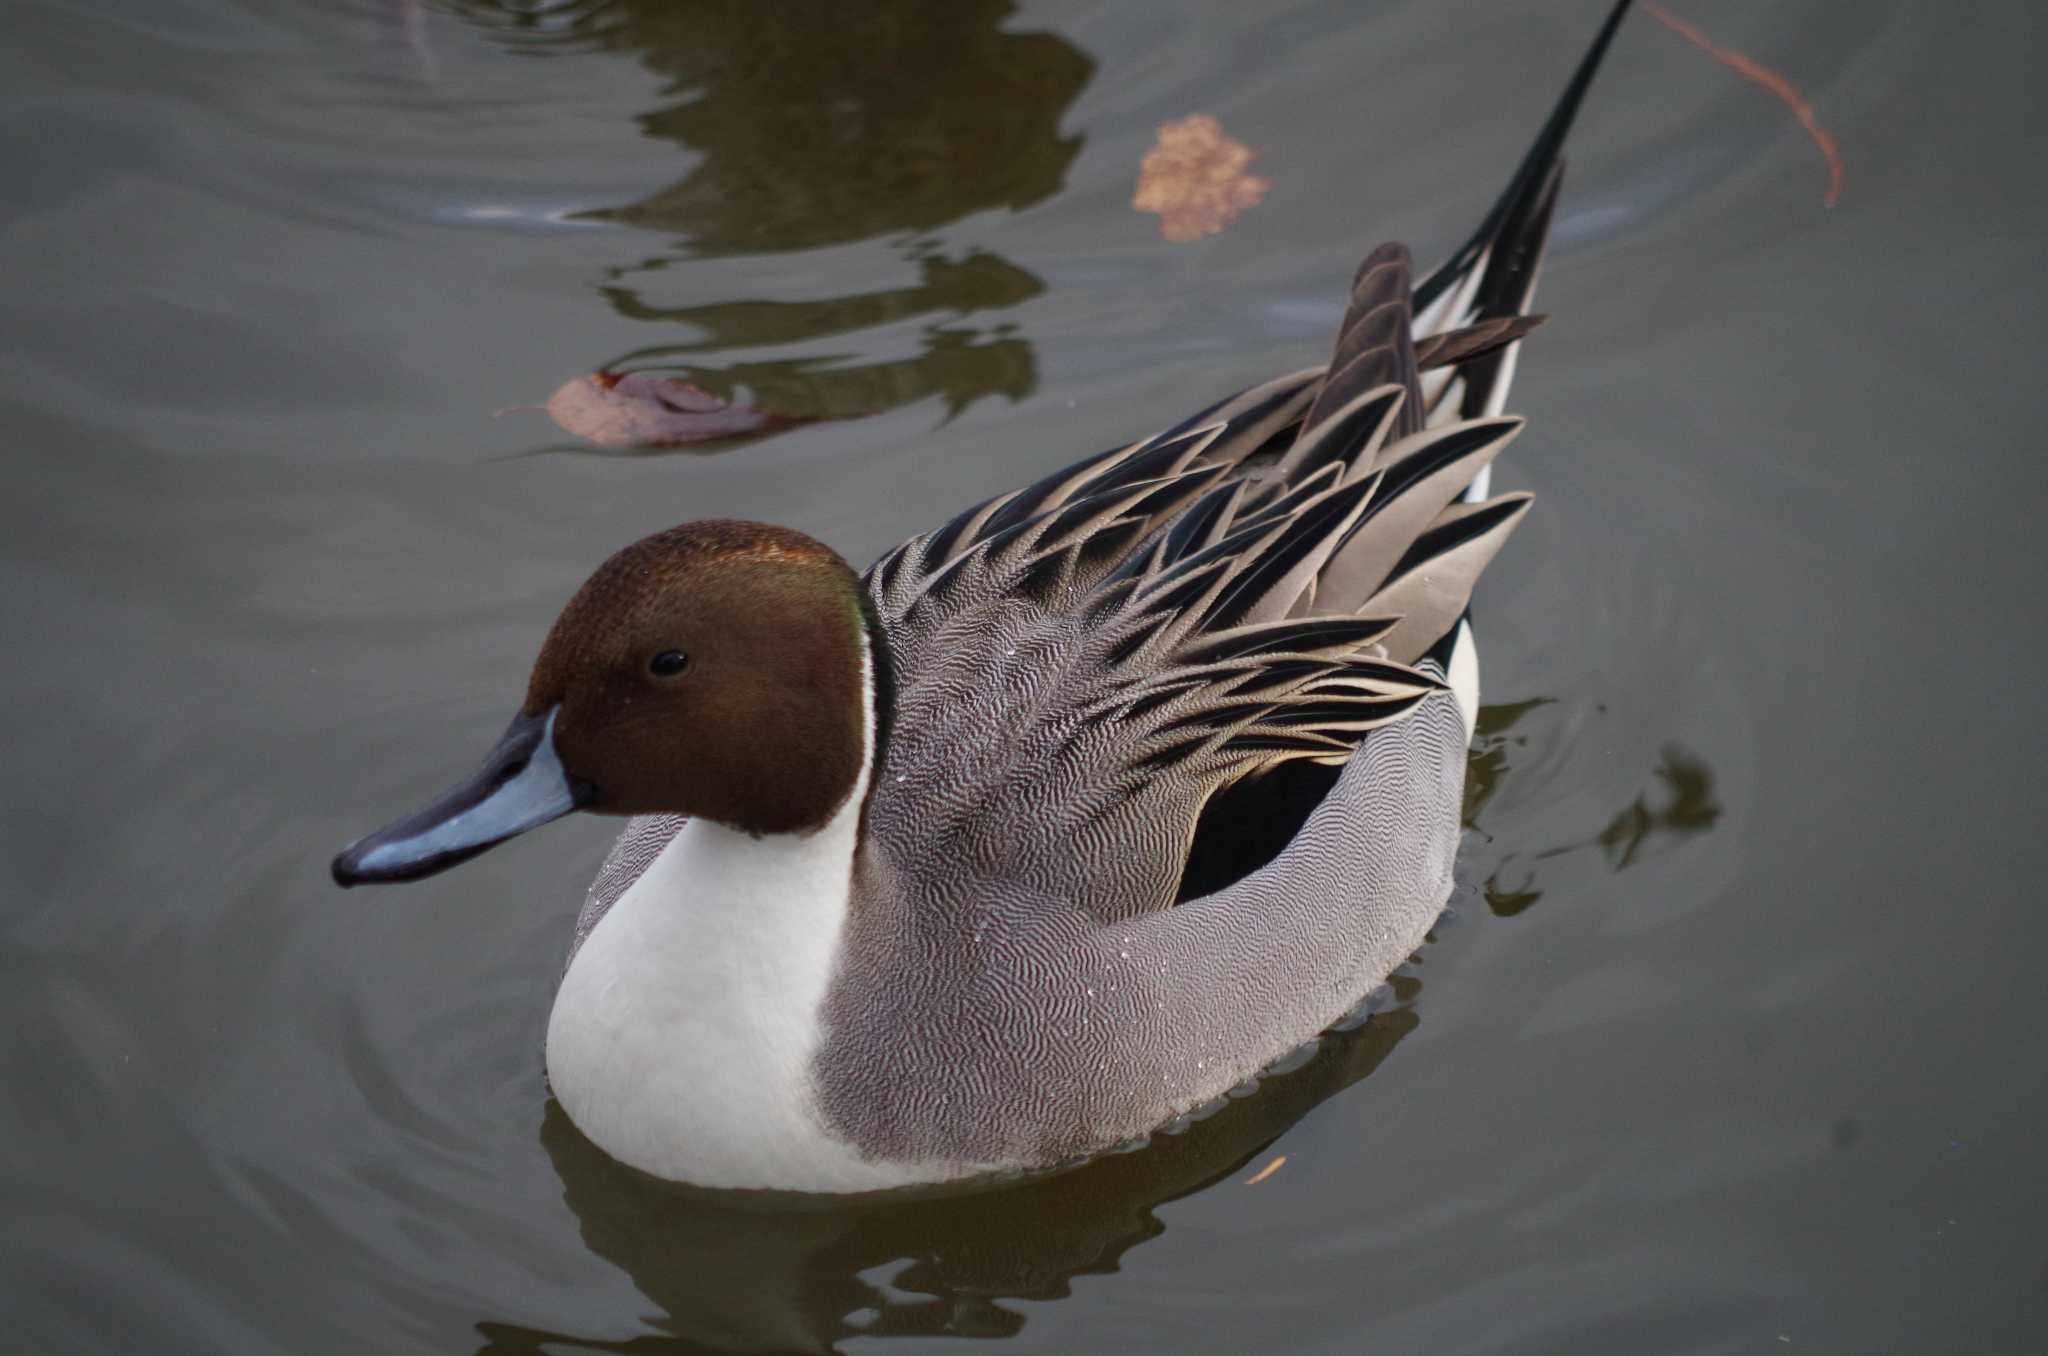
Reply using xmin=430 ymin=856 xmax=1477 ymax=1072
xmin=335 ymin=2 xmax=1632 ymax=1192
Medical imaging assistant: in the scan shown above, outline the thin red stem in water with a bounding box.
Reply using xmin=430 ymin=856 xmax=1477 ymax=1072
xmin=1645 ymin=2 xmax=1844 ymax=207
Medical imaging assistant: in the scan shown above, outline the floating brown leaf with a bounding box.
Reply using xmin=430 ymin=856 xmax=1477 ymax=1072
xmin=543 ymin=371 xmax=808 ymax=449
xmin=1133 ymin=114 xmax=1272 ymax=242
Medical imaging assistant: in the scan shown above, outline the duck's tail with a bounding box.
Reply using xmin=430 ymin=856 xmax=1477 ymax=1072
xmin=1285 ymin=0 xmax=1635 ymax=497
xmin=1413 ymin=0 xmax=1635 ymax=472
xmin=1416 ymin=0 xmax=1636 ymax=327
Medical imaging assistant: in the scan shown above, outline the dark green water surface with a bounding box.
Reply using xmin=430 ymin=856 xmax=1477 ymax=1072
xmin=4 ymin=2 xmax=2043 ymax=1351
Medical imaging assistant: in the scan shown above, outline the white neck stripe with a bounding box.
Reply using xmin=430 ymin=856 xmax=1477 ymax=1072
xmin=543 ymin=629 xmax=920 ymax=1189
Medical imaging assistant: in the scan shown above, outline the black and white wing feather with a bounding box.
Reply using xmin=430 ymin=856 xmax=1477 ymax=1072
xmin=861 ymin=248 xmax=1536 ymax=917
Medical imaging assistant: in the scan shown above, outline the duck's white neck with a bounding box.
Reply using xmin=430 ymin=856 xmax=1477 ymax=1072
xmin=543 ymin=636 xmax=904 ymax=1190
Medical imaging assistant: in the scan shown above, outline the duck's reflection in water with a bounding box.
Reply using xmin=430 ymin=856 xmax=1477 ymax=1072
xmin=473 ymin=998 xmax=1417 ymax=1355
xmin=447 ymin=0 xmax=1094 ymax=430
xmin=470 ymin=708 xmax=1717 ymax=1354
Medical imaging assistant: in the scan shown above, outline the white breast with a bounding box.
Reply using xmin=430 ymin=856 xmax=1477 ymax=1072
xmin=543 ymin=638 xmax=968 ymax=1191
xmin=543 ymin=794 xmax=920 ymax=1190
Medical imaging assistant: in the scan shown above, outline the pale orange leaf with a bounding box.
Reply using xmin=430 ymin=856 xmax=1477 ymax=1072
xmin=1134 ymin=114 xmax=1272 ymax=242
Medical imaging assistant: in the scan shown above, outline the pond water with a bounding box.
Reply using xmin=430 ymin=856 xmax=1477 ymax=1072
xmin=4 ymin=1 xmax=2044 ymax=1351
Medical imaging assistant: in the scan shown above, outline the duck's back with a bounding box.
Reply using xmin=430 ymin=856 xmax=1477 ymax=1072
xmin=808 ymin=198 xmax=1560 ymax=1172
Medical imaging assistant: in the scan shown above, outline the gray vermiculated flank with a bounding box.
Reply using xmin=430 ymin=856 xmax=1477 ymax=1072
xmin=817 ymin=670 xmax=1464 ymax=1169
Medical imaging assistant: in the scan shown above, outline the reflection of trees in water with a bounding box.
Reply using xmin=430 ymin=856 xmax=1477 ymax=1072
xmin=1465 ymin=701 xmax=1723 ymax=917
xmin=1596 ymin=746 xmax=1720 ymax=868
xmin=605 ymin=247 xmax=1043 ymax=420
xmin=465 ymin=704 xmax=1720 ymax=1353
xmin=446 ymin=0 xmax=1094 ymax=430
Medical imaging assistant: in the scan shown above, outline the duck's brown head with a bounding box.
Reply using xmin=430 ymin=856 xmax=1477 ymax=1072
xmin=332 ymin=520 xmax=873 ymax=886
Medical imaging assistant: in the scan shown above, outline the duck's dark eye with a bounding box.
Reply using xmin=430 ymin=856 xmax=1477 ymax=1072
xmin=648 ymin=650 xmax=690 ymax=678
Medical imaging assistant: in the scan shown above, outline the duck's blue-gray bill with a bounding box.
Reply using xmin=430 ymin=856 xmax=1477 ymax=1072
xmin=332 ymin=707 xmax=586 ymax=887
